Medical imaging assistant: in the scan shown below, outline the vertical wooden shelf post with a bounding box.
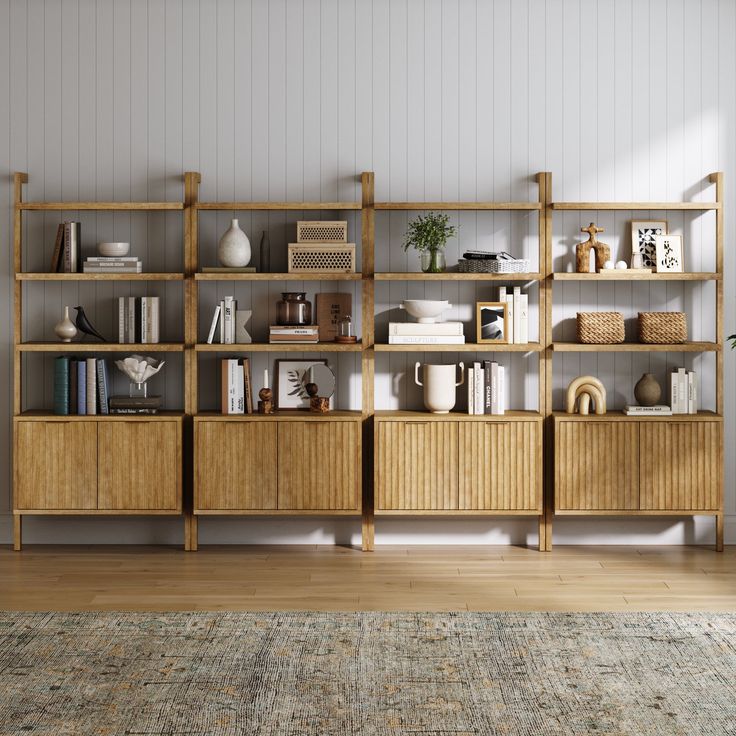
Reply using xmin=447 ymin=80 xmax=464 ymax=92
xmin=711 ymin=172 xmax=724 ymax=551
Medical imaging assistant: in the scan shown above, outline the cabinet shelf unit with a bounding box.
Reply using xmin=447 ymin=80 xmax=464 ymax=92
xmin=11 ymin=173 xmax=190 ymax=551
xmin=547 ymin=173 xmax=724 ymax=551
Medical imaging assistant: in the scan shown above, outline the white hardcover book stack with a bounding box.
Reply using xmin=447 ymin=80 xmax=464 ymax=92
xmin=388 ymin=321 xmax=465 ymax=345
xmin=269 ymin=325 xmax=319 ymax=344
xmin=222 ymin=359 xmax=245 ymax=414
xmin=467 ymin=360 xmax=505 ymax=415
xmin=670 ymin=368 xmax=698 ymax=414
xmin=500 ymin=286 xmax=528 ymax=344
xmin=208 ymin=298 xmax=237 ymax=344
xmin=83 ymin=256 xmax=142 ymax=273
xmin=624 ymin=405 xmax=673 ymax=416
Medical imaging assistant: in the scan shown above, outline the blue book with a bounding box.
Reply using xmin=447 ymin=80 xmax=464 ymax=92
xmin=77 ymin=360 xmax=87 ymax=415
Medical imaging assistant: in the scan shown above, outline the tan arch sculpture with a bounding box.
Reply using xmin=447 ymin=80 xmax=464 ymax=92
xmin=565 ymin=375 xmax=607 ymax=415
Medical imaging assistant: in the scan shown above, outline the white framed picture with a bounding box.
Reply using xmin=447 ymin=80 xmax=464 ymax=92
xmin=631 ymin=220 xmax=668 ymax=269
xmin=654 ymin=234 xmax=684 ymax=273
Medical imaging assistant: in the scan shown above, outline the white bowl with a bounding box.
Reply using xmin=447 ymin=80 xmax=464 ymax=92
xmin=98 ymin=242 xmax=130 ymax=257
xmin=400 ymin=299 xmax=451 ymax=324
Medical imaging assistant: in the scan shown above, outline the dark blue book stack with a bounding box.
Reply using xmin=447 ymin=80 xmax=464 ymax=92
xmin=53 ymin=356 xmax=70 ymax=415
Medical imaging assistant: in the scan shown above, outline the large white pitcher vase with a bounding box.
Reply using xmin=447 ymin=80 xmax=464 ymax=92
xmin=414 ymin=362 xmax=465 ymax=413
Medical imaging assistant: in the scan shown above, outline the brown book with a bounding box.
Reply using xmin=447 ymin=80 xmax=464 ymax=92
xmin=49 ymin=223 xmax=65 ymax=272
xmin=316 ymin=293 xmax=351 ymax=341
xmin=242 ymin=358 xmax=253 ymax=414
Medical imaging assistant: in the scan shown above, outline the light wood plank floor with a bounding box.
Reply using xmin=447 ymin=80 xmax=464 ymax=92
xmin=1 ymin=545 xmax=733 ymax=612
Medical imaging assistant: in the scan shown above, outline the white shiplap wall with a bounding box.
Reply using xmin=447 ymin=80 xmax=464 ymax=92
xmin=1 ymin=0 xmax=734 ymax=545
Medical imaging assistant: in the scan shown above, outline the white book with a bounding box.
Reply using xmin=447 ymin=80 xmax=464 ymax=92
xmin=151 ymin=297 xmax=159 ymax=343
xmin=512 ymin=288 xmax=521 ymax=344
xmin=85 ymin=358 xmax=97 ymax=415
xmin=504 ymin=294 xmax=514 ymax=343
xmin=219 ymin=300 xmax=225 ymax=343
xmin=128 ymin=297 xmax=136 ymax=344
xmin=206 ymin=306 xmax=221 ymax=344
xmin=498 ymin=286 xmax=507 ymax=301
xmin=228 ymin=359 xmax=239 ymax=414
xmin=491 ymin=361 xmax=499 ymax=414
xmin=678 ymin=368 xmax=688 ymax=415
xmin=670 ymin=371 xmax=680 ymax=413
xmin=474 ymin=361 xmax=483 ymax=415
xmin=388 ymin=335 xmax=466 ymax=345
xmin=83 ymin=264 xmax=143 ymax=273
xmin=141 ymin=297 xmax=148 ymax=344
xmin=223 ymin=297 xmax=234 ymax=345
xmin=467 ymin=367 xmax=474 ymax=414
xmin=86 ymin=256 xmax=139 ymax=262
xmin=118 ymin=297 xmax=126 ymax=343
xmin=518 ymin=294 xmax=528 ymax=344
xmin=688 ymin=371 xmax=697 ymax=414
xmin=388 ymin=322 xmax=464 ymax=336
xmin=624 ymin=405 xmax=673 ymax=415
xmin=497 ymin=366 xmax=505 ymax=415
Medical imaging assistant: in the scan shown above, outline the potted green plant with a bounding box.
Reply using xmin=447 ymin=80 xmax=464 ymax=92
xmin=402 ymin=212 xmax=457 ymax=273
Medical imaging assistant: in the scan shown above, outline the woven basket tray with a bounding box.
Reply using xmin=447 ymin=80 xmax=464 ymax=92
xmin=577 ymin=312 xmax=625 ymax=344
xmin=458 ymin=258 xmax=530 ymax=273
xmin=638 ymin=312 xmax=687 ymax=344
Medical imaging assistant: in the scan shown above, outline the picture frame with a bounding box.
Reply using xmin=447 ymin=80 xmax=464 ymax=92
xmin=654 ymin=234 xmax=684 ymax=273
xmin=275 ymin=359 xmax=329 ymax=410
xmin=476 ymin=302 xmax=508 ymax=344
xmin=631 ymin=220 xmax=668 ymax=269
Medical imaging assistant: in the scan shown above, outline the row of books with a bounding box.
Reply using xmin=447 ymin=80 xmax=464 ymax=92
xmin=84 ymin=256 xmax=143 ymax=274
xmin=49 ymin=222 xmax=81 ymax=273
xmin=498 ymin=286 xmax=528 ymax=344
xmin=623 ymin=369 xmax=698 ymax=416
xmin=117 ymin=297 xmax=160 ymax=343
xmin=54 ymin=357 xmax=110 ymax=415
xmin=467 ymin=360 xmax=506 ymax=415
xmin=221 ymin=358 xmax=255 ymax=414
xmin=269 ymin=325 xmax=319 ymax=344
xmin=207 ymin=297 xmax=251 ymax=344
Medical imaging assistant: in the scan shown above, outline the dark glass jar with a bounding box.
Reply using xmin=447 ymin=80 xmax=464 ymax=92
xmin=277 ymin=292 xmax=312 ymax=326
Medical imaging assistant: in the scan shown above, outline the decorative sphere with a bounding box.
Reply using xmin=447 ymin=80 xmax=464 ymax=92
xmin=602 ymin=260 xmax=615 ymax=270
xmin=615 ymin=260 xmax=628 ymax=270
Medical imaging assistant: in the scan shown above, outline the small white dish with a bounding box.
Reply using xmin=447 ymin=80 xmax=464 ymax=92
xmin=400 ymin=299 xmax=451 ymax=324
xmin=98 ymin=242 xmax=130 ymax=257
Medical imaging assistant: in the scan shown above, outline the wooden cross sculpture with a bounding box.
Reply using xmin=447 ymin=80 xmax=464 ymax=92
xmin=576 ymin=222 xmax=611 ymax=273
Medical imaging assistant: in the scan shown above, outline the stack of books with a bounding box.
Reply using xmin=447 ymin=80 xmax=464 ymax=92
xmin=269 ymin=325 xmax=319 ymax=344
xmin=220 ymin=358 xmax=254 ymax=414
xmin=117 ymin=296 xmax=160 ymax=343
xmin=467 ymin=360 xmax=505 ymax=415
xmin=108 ymin=397 xmax=161 ymax=415
xmin=206 ymin=297 xmax=251 ymax=344
xmin=671 ymin=368 xmax=698 ymax=414
xmin=53 ymin=357 xmax=111 ymax=416
xmin=388 ymin=322 xmax=465 ymax=345
xmin=49 ymin=222 xmax=81 ymax=273
xmin=624 ymin=405 xmax=672 ymax=417
xmin=498 ymin=286 xmax=528 ymax=344
xmin=83 ymin=256 xmax=142 ymax=274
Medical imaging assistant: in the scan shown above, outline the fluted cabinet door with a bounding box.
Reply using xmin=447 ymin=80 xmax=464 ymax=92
xmin=459 ymin=421 xmax=542 ymax=511
xmin=555 ymin=421 xmax=639 ymax=511
xmin=195 ymin=421 xmax=277 ymax=510
xmin=277 ymin=421 xmax=360 ymax=511
xmin=14 ymin=421 xmax=97 ymax=510
xmin=640 ymin=422 xmax=721 ymax=511
xmin=375 ymin=421 xmax=459 ymax=511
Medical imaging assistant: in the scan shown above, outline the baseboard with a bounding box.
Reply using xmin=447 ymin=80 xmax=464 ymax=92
xmin=1 ymin=513 xmax=734 ymax=546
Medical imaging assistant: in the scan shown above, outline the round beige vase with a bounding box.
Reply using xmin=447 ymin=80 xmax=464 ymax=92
xmin=634 ymin=372 xmax=661 ymax=406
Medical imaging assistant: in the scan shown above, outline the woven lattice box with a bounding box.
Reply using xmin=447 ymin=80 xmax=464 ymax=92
xmin=638 ymin=312 xmax=687 ymax=344
xmin=576 ymin=312 xmax=625 ymax=344
xmin=296 ymin=221 xmax=348 ymax=243
xmin=287 ymin=244 xmax=356 ymax=273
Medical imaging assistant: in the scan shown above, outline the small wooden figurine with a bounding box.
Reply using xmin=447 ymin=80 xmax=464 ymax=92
xmin=576 ymin=223 xmax=611 ymax=273
xmin=258 ymin=387 xmax=274 ymax=414
xmin=306 ymin=382 xmax=329 ymax=414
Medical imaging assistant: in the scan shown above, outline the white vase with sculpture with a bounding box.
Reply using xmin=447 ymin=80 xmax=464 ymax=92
xmin=54 ymin=306 xmax=77 ymax=343
xmin=217 ymin=219 xmax=251 ymax=268
xmin=414 ymin=362 xmax=464 ymax=413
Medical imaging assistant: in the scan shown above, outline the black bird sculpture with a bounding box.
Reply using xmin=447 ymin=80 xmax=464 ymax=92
xmin=74 ymin=306 xmax=107 ymax=342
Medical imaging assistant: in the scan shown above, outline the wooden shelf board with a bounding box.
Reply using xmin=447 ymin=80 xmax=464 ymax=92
xmin=194 ymin=509 xmax=360 ymax=516
xmin=551 ymin=202 xmax=720 ymax=211
xmin=14 ymin=508 xmax=182 ymax=515
xmin=17 ymin=273 xmax=184 ymax=281
xmin=554 ymin=509 xmax=720 ymax=516
xmin=197 ymin=202 xmax=360 ymax=211
xmin=195 ymin=272 xmax=362 ymax=281
xmin=552 ymin=410 xmax=722 ymax=422
xmin=195 ymin=410 xmax=362 ymax=421
xmin=374 ymin=509 xmax=541 ymax=516
xmin=375 ymin=342 xmax=542 ymax=353
xmin=375 ymin=410 xmax=543 ymax=421
xmin=551 ymin=341 xmax=720 ymax=352
xmin=552 ymin=272 xmax=720 ymax=281
xmin=18 ymin=202 xmax=183 ymax=211
xmin=375 ymin=202 xmax=541 ymax=211
xmin=17 ymin=342 xmax=185 ymax=352
xmin=195 ymin=342 xmax=363 ymax=352
xmin=375 ymin=272 xmax=542 ymax=281
xmin=16 ymin=411 xmax=185 ymax=421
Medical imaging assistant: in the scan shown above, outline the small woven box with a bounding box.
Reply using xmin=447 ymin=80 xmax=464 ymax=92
xmin=296 ymin=221 xmax=348 ymax=243
xmin=577 ymin=312 xmax=625 ymax=344
xmin=637 ymin=312 xmax=687 ymax=344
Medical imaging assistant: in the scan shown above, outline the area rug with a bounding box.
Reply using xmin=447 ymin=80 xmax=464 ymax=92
xmin=0 ymin=612 xmax=735 ymax=735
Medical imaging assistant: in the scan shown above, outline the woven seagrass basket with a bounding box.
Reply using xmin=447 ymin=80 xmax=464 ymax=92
xmin=637 ymin=312 xmax=687 ymax=344
xmin=577 ymin=312 xmax=625 ymax=344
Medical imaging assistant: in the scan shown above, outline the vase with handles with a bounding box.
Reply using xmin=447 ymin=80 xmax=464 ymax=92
xmin=414 ymin=362 xmax=465 ymax=413
xmin=217 ymin=218 xmax=251 ymax=267
xmin=54 ymin=305 xmax=77 ymax=343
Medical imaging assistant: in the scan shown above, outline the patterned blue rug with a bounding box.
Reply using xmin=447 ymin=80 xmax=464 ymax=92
xmin=0 ymin=612 xmax=735 ymax=735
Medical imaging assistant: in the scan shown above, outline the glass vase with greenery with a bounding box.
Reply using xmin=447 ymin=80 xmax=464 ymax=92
xmin=402 ymin=212 xmax=457 ymax=273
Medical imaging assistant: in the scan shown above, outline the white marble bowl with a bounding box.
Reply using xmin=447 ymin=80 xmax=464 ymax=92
xmin=98 ymin=242 xmax=130 ymax=257
xmin=400 ymin=299 xmax=451 ymax=324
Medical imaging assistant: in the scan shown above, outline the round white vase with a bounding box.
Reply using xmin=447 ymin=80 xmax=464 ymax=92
xmin=54 ymin=306 xmax=77 ymax=343
xmin=217 ymin=219 xmax=251 ymax=268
